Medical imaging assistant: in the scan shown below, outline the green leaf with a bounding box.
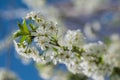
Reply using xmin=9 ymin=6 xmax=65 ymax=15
xmin=29 ymin=24 xmax=36 ymax=31
xmin=20 ymin=35 xmax=28 ymax=43
xmin=27 ymin=36 xmax=32 ymax=44
xmin=53 ymin=47 xmax=58 ymax=52
xmin=13 ymin=30 xmax=24 ymax=39
xmin=23 ymin=19 xmax=29 ymax=34
xmin=18 ymin=22 xmax=24 ymax=31
xmin=29 ymin=24 xmax=38 ymax=31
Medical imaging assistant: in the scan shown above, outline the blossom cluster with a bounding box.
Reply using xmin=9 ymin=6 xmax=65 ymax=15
xmin=13 ymin=11 xmax=112 ymax=80
xmin=104 ymin=34 xmax=120 ymax=68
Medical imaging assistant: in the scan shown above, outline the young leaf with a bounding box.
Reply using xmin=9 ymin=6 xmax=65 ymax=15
xmin=29 ymin=24 xmax=36 ymax=31
xmin=18 ymin=22 xmax=23 ymax=31
xmin=29 ymin=23 xmax=38 ymax=31
xmin=53 ymin=47 xmax=58 ymax=52
xmin=27 ymin=36 xmax=32 ymax=44
xmin=20 ymin=35 xmax=28 ymax=43
xmin=13 ymin=30 xmax=24 ymax=39
xmin=23 ymin=19 xmax=29 ymax=34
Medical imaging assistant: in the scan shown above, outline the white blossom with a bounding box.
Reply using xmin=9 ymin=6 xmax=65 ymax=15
xmin=13 ymin=40 xmax=46 ymax=64
xmin=59 ymin=29 xmax=85 ymax=50
xmin=104 ymin=34 xmax=120 ymax=68
xmin=25 ymin=11 xmax=46 ymax=24
xmin=83 ymin=41 xmax=107 ymax=55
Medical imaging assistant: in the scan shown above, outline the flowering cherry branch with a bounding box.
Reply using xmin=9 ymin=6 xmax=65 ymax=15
xmin=13 ymin=11 xmax=112 ymax=80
